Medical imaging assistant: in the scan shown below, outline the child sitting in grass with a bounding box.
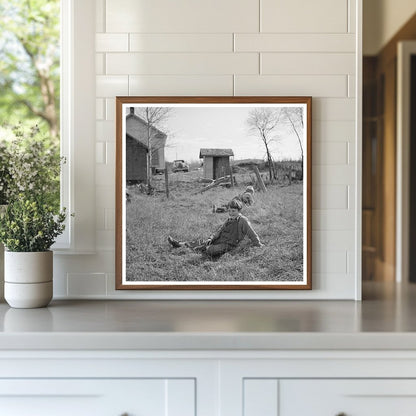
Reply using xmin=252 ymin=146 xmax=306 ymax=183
xmin=168 ymin=198 xmax=263 ymax=257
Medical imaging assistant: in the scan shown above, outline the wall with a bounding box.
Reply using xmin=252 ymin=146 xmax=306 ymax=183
xmin=364 ymin=0 xmax=416 ymax=55
xmin=54 ymin=0 xmax=360 ymax=300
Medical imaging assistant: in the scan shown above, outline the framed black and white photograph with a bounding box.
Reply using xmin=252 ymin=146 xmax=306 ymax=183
xmin=116 ymin=96 xmax=311 ymax=290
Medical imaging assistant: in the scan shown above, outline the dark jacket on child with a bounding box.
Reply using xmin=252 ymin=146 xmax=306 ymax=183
xmin=209 ymin=214 xmax=261 ymax=247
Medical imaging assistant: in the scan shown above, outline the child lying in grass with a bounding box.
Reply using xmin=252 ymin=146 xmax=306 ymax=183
xmin=168 ymin=198 xmax=263 ymax=257
xmin=212 ymin=185 xmax=255 ymax=213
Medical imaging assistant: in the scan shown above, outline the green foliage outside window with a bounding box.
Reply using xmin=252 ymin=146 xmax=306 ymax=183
xmin=0 ymin=0 xmax=61 ymax=209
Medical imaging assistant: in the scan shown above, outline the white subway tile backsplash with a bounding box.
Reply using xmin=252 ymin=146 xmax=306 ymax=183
xmin=96 ymin=0 xmax=105 ymax=33
xmin=313 ymin=185 xmax=349 ymax=209
xmin=129 ymin=75 xmax=233 ymax=96
xmin=55 ymin=252 xmax=115 ymax=275
xmin=68 ymin=273 xmax=107 ymax=296
xmin=349 ymin=0 xmax=357 ymax=34
xmin=106 ymin=273 xmax=116 ymax=295
xmin=96 ymin=207 xmax=106 ymax=230
xmin=347 ymin=250 xmax=355 ymax=275
xmin=317 ymin=273 xmax=356 ymax=297
xmin=313 ymin=165 xmax=355 ymax=185
xmin=96 ymin=34 xmax=129 ymax=52
xmin=96 ymin=186 xmax=114 ymax=208
xmin=96 ymin=98 xmax=105 ymax=120
xmin=96 ymin=53 xmax=105 ymax=75
xmin=106 ymin=98 xmax=116 ymax=121
xmin=106 ymin=0 xmax=259 ymax=33
xmin=130 ymin=34 xmax=233 ymax=52
xmin=106 ymin=142 xmax=116 ymax=165
xmin=107 ymin=53 xmax=259 ymax=75
xmin=85 ymin=0 xmax=359 ymax=299
xmin=105 ymin=208 xmax=116 ymax=230
xmin=312 ymin=251 xmax=348 ymax=274
xmin=348 ymin=185 xmax=355 ymax=210
xmin=262 ymin=0 xmax=348 ymax=33
xmin=312 ymin=98 xmax=355 ymax=121
xmin=96 ymin=164 xmax=115 ymax=186
xmin=235 ymin=34 xmax=356 ymax=53
xmin=96 ymin=75 xmax=128 ymax=97
xmin=52 ymin=270 xmax=68 ymax=297
xmin=348 ymin=75 xmax=356 ymax=97
xmin=96 ymin=121 xmax=116 ymax=142
xmin=313 ymin=231 xmax=355 ymax=251
xmin=313 ymin=142 xmax=348 ymax=165
xmin=262 ymin=53 xmax=355 ymax=75
xmin=312 ymin=210 xmax=355 ymax=230
xmin=96 ymin=142 xmax=106 ymax=164
xmin=348 ymin=142 xmax=356 ymax=165
xmin=313 ymin=121 xmax=355 ymax=142
xmin=235 ymin=75 xmax=347 ymax=97
xmin=96 ymin=230 xmax=116 ymax=251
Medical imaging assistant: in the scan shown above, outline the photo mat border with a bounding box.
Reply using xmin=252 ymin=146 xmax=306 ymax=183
xmin=115 ymin=96 xmax=312 ymax=290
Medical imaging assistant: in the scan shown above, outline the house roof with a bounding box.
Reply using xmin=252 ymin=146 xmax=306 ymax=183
xmin=126 ymin=113 xmax=167 ymax=148
xmin=199 ymin=148 xmax=234 ymax=158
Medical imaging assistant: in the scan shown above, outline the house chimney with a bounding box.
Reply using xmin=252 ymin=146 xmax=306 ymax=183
xmin=129 ymin=107 xmax=135 ymax=115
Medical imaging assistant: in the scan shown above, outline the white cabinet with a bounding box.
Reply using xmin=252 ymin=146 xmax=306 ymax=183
xmin=280 ymin=380 xmax=416 ymax=416
xmin=1 ymin=350 xmax=416 ymax=415
xmin=0 ymin=353 xmax=217 ymax=416
xmin=219 ymin=353 xmax=416 ymax=415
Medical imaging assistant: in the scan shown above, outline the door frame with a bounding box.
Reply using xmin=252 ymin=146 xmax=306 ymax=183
xmin=396 ymin=41 xmax=416 ymax=282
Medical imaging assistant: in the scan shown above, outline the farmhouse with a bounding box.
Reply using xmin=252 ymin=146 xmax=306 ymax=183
xmin=199 ymin=148 xmax=234 ymax=180
xmin=126 ymin=107 xmax=167 ymax=182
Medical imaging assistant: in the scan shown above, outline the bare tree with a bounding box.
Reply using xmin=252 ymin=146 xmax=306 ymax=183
xmin=283 ymin=107 xmax=304 ymax=178
xmin=133 ymin=107 xmax=171 ymax=189
xmin=247 ymin=108 xmax=282 ymax=183
xmin=0 ymin=0 xmax=60 ymax=140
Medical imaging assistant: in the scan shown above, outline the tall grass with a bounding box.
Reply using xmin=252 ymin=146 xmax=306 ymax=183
xmin=126 ymin=179 xmax=303 ymax=282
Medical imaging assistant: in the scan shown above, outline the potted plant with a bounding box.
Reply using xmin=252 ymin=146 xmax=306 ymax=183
xmin=0 ymin=197 xmax=66 ymax=308
xmin=0 ymin=124 xmax=65 ymax=308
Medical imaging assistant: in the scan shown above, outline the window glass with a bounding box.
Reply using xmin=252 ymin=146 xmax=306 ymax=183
xmin=0 ymin=0 xmax=60 ymax=210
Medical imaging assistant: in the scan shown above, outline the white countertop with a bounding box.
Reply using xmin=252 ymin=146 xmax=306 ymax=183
xmin=1 ymin=282 xmax=416 ymax=350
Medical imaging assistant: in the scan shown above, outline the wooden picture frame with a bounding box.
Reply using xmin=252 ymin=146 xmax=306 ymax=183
xmin=116 ymin=96 xmax=312 ymax=290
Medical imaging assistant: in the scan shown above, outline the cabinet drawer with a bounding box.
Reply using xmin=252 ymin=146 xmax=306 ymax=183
xmin=0 ymin=379 xmax=195 ymax=416
xmin=280 ymin=380 xmax=416 ymax=416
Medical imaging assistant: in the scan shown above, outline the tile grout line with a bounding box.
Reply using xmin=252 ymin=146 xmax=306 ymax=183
xmin=233 ymin=74 xmax=236 ymax=96
xmin=103 ymin=0 xmax=106 ymax=33
xmin=347 ymin=0 xmax=351 ymax=33
xmin=259 ymin=0 xmax=262 ymax=32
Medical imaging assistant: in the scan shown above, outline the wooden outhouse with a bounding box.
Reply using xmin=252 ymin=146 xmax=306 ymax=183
xmin=199 ymin=148 xmax=234 ymax=180
xmin=126 ymin=108 xmax=167 ymax=182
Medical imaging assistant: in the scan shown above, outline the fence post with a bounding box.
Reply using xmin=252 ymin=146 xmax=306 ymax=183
xmin=252 ymin=165 xmax=267 ymax=192
xmin=164 ymin=163 xmax=170 ymax=198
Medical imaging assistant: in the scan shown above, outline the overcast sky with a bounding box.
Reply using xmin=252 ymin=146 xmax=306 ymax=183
xmin=128 ymin=105 xmax=306 ymax=163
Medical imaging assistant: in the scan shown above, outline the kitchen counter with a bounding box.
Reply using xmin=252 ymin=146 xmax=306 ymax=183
xmin=1 ymin=281 xmax=416 ymax=350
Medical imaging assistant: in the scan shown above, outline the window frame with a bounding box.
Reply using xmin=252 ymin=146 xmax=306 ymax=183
xmin=53 ymin=0 xmax=95 ymax=253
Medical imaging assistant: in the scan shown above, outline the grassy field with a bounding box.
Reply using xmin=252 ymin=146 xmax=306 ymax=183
xmin=125 ymin=171 xmax=303 ymax=282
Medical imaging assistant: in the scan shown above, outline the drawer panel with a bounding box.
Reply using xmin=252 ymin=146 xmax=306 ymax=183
xmin=280 ymin=380 xmax=416 ymax=416
xmin=0 ymin=379 xmax=195 ymax=416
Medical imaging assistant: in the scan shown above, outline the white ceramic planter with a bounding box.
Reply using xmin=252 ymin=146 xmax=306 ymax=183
xmin=4 ymin=251 xmax=53 ymax=308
